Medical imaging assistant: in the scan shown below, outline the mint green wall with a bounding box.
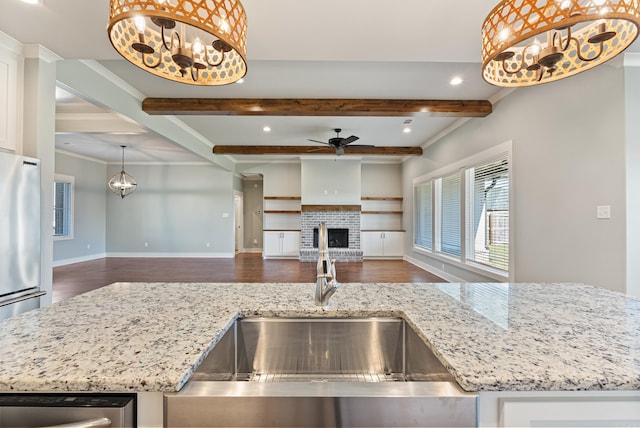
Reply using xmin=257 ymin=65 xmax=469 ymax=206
xmin=53 ymin=152 xmax=107 ymax=263
xmin=403 ymin=64 xmax=628 ymax=292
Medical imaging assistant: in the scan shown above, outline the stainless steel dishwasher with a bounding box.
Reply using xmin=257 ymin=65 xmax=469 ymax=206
xmin=0 ymin=393 xmax=135 ymax=428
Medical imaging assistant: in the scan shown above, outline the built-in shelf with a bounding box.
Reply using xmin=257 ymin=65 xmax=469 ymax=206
xmin=263 ymin=196 xmax=302 ymax=232
xmin=360 ymin=196 xmax=403 ymax=231
xmin=264 ymin=196 xmax=302 ymax=200
xmin=361 ymin=197 xmax=403 ymax=201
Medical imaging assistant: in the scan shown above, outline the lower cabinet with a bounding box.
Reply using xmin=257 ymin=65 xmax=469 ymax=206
xmin=263 ymin=231 xmax=300 ymax=258
xmin=362 ymin=231 xmax=404 ymax=258
xmin=478 ymin=391 xmax=640 ymax=427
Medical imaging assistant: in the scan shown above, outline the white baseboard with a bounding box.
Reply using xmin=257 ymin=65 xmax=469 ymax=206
xmin=403 ymin=255 xmax=466 ymax=283
xmin=105 ymin=252 xmax=236 ymax=258
xmin=241 ymin=248 xmax=263 ymax=254
xmin=53 ymin=253 xmax=106 ymax=267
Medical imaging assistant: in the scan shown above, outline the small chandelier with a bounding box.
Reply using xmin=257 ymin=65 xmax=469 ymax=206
xmin=108 ymin=146 xmax=137 ymax=199
xmin=107 ymin=0 xmax=247 ymax=86
xmin=482 ymin=0 xmax=640 ymax=87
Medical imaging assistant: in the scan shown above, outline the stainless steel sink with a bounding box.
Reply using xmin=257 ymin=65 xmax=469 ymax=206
xmin=165 ymin=317 xmax=477 ymax=427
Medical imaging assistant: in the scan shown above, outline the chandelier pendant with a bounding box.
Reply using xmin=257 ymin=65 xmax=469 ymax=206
xmin=108 ymin=146 xmax=137 ymax=199
xmin=482 ymin=0 xmax=640 ymax=87
xmin=107 ymin=0 xmax=247 ymax=86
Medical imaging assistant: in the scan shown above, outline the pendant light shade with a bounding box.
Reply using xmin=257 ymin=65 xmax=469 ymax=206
xmin=108 ymin=146 xmax=137 ymax=199
xmin=482 ymin=0 xmax=640 ymax=87
xmin=107 ymin=0 xmax=247 ymax=86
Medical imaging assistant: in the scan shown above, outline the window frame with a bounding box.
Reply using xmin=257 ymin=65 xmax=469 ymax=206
xmin=53 ymin=174 xmax=74 ymax=241
xmin=412 ymin=141 xmax=513 ymax=281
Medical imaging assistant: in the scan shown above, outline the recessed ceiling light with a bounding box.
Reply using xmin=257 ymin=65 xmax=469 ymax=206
xmin=263 ymin=126 xmax=271 ymax=133
xmin=403 ymin=127 xmax=412 ymax=134
xmin=20 ymin=0 xmax=40 ymax=4
xmin=450 ymin=76 xmax=463 ymax=86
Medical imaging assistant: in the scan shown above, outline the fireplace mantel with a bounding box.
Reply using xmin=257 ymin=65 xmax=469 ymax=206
xmin=301 ymin=205 xmax=361 ymax=212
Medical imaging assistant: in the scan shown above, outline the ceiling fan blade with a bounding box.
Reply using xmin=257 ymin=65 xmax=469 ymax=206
xmin=308 ymin=139 xmax=329 ymax=145
xmin=342 ymin=135 xmax=360 ymax=145
xmin=347 ymin=144 xmax=375 ymax=148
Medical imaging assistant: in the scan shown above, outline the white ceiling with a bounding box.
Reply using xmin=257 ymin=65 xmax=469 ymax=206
xmin=1 ymin=0 xmax=638 ymax=164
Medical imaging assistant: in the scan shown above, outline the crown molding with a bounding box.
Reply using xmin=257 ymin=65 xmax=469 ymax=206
xmin=624 ymin=53 xmax=640 ymax=67
xmin=23 ymin=44 xmax=62 ymax=62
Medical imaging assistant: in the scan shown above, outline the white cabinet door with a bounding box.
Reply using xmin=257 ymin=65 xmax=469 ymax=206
xmin=500 ymin=397 xmax=640 ymax=427
xmin=0 ymin=46 xmax=19 ymax=151
xmin=263 ymin=231 xmax=282 ymax=257
xmin=281 ymin=231 xmax=300 ymax=257
xmin=382 ymin=231 xmax=404 ymax=257
xmin=362 ymin=232 xmax=384 ymax=257
xmin=363 ymin=231 xmax=404 ymax=258
xmin=263 ymin=231 xmax=300 ymax=258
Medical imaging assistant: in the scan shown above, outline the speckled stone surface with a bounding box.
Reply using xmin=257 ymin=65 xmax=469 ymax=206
xmin=0 ymin=282 xmax=638 ymax=393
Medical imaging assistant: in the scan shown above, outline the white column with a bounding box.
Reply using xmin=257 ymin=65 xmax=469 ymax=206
xmin=22 ymin=45 xmax=59 ymax=307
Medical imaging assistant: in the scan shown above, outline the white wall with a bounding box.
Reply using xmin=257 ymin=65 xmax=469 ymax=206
xmin=53 ymin=152 xmax=107 ymax=265
xmin=238 ymin=162 xmax=301 ymax=197
xmin=301 ymin=158 xmax=361 ymax=205
xmin=624 ymin=59 xmax=640 ymax=297
xmin=403 ymin=64 xmax=628 ymax=292
xmin=362 ymin=163 xmax=402 ymax=197
xmin=105 ymin=164 xmax=235 ymax=256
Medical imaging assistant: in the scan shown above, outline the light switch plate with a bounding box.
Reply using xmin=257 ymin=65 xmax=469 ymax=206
xmin=596 ymin=205 xmax=611 ymax=219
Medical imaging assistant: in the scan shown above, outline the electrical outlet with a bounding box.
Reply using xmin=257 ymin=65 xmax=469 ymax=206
xmin=596 ymin=205 xmax=611 ymax=219
xmin=144 ymin=242 xmax=148 ymax=247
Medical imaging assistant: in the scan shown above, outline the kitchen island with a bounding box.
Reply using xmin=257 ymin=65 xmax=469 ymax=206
xmin=0 ymin=282 xmax=639 ymax=426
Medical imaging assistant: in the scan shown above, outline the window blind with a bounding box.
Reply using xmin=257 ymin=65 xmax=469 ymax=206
xmin=438 ymin=172 xmax=461 ymax=257
xmin=53 ymin=181 xmax=71 ymax=237
xmin=465 ymin=155 xmax=509 ymax=272
xmin=414 ymin=181 xmax=432 ymax=250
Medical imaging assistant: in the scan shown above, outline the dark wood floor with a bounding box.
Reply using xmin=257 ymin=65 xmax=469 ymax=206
xmin=52 ymin=253 xmax=445 ymax=303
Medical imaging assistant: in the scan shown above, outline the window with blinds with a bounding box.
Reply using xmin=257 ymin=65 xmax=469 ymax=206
xmin=436 ymin=172 xmax=461 ymax=257
xmin=412 ymin=146 xmax=510 ymax=278
xmin=465 ymin=156 xmax=509 ymax=272
xmin=53 ymin=176 xmax=73 ymax=238
xmin=413 ymin=181 xmax=432 ymax=250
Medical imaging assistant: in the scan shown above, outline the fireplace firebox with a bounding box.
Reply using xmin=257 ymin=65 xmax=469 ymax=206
xmin=313 ymin=228 xmax=349 ymax=248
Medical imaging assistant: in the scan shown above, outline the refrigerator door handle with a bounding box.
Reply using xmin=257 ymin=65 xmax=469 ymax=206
xmin=0 ymin=290 xmax=46 ymax=308
xmin=41 ymin=417 xmax=112 ymax=428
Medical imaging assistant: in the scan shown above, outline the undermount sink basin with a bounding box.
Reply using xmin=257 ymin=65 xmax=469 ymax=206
xmin=165 ymin=317 xmax=477 ymax=427
xmin=191 ymin=317 xmax=455 ymax=383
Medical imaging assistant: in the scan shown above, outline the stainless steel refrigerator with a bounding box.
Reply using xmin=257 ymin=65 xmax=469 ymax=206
xmin=0 ymin=151 xmax=44 ymax=320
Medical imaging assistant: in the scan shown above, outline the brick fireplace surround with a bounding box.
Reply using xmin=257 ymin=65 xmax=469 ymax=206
xmin=299 ymin=205 xmax=363 ymax=262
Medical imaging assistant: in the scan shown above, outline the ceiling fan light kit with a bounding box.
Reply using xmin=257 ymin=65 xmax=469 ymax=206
xmin=107 ymin=0 xmax=247 ymax=85
xmin=482 ymin=0 xmax=640 ymax=87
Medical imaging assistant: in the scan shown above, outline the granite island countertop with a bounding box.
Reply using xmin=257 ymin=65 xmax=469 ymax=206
xmin=0 ymin=282 xmax=638 ymax=393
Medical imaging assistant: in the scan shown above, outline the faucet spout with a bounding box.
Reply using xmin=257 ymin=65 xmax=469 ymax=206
xmin=315 ymin=222 xmax=338 ymax=307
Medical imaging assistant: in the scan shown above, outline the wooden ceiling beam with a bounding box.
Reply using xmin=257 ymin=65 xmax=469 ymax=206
xmin=142 ymin=98 xmax=492 ymax=117
xmin=212 ymin=145 xmax=423 ymax=156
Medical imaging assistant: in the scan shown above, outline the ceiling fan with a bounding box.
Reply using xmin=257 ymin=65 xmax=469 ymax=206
xmin=307 ymin=128 xmax=374 ymax=156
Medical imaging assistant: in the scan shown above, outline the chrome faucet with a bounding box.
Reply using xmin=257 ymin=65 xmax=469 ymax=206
xmin=315 ymin=222 xmax=338 ymax=307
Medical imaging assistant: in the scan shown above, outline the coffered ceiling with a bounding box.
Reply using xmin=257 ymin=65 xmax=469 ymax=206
xmin=1 ymin=0 xmax=638 ymax=164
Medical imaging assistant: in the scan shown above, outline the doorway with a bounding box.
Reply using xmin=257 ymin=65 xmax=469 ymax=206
xmin=234 ymin=191 xmax=244 ymax=254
